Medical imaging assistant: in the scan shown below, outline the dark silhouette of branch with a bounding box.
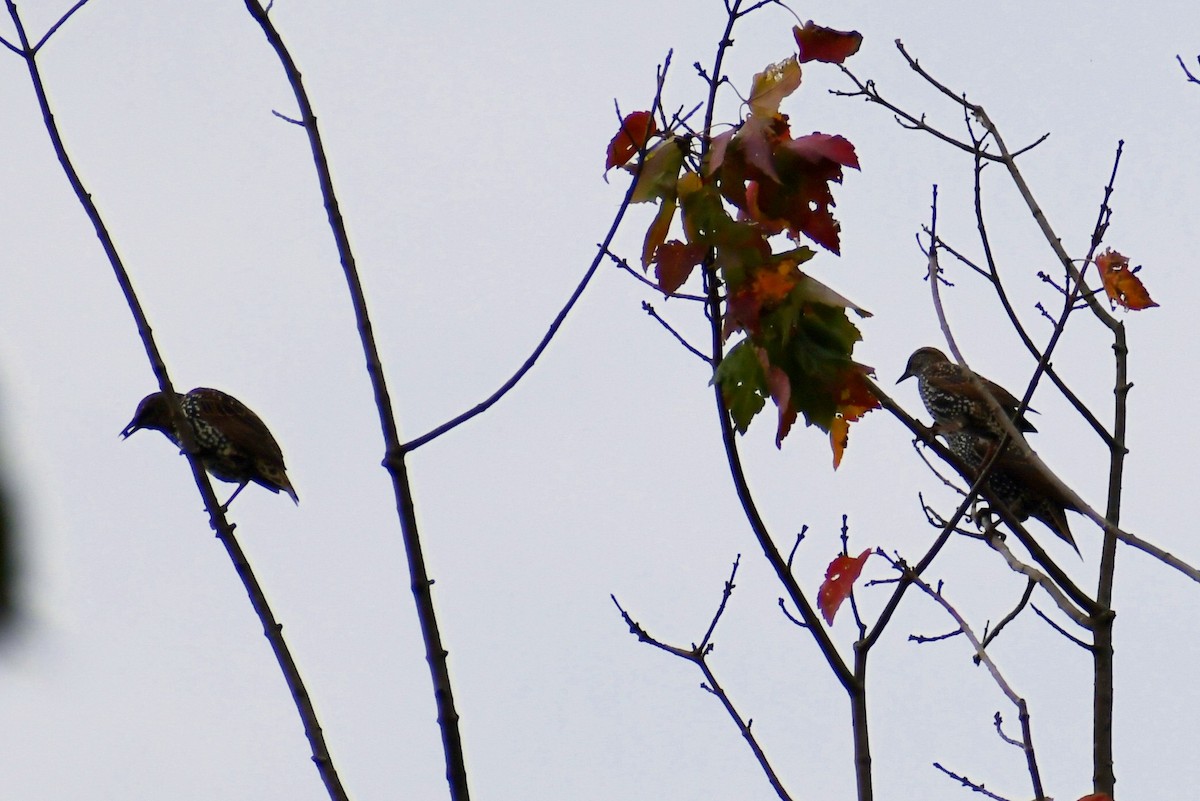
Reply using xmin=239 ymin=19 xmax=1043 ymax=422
xmin=885 ymin=554 xmax=1047 ymax=800
xmin=402 ymin=56 xmax=676 ymax=453
xmin=932 ymin=762 xmax=1013 ymax=801
xmin=605 ymin=248 xmax=707 ymax=302
xmin=5 ymin=4 xmax=348 ymax=799
xmin=642 ymin=302 xmax=711 ymax=364
xmin=241 ymin=2 xmax=462 ymax=798
xmin=976 ymin=580 xmax=1035 ymax=660
xmin=612 ymin=558 xmax=794 ymax=801
xmin=1177 ymin=54 xmax=1200 ymax=85
xmin=31 ymin=0 xmax=91 ymax=52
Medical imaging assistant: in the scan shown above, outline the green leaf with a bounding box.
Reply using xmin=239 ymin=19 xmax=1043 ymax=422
xmin=714 ymin=340 xmax=767 ymax=433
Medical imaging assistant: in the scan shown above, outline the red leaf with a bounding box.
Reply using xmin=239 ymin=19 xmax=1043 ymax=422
xmin=651 ymin=240 xmax=706 ymax=294
xmin=606 ymin=110 xmax=656 ymax=170
xmin=783 ymin=132 xmax=860 ymax=169
xmin=1076 ymin=795 xmax=1114 ymax=801
xmin=793 ymin=21 xmax=863 ymax=64
xmin=1096 ymin=248 xmax=1158 ymax=310
xmin=755 ymin=347 xmax=797 ymax=447
xmin=817 ymin=549 xmax=872 ymax=625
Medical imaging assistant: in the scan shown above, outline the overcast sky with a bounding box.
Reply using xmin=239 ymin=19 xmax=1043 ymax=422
xmin=2 ymin=2 xmax=1199 ymax=799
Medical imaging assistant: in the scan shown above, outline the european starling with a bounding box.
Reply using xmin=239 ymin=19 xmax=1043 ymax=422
xmin=121 ymin=388 xmax=298 ymax=507
xmin=943 ymin=430 xmax=1079 ymax=553
xmin=898 ymin=347 xmax=1037 ymax=437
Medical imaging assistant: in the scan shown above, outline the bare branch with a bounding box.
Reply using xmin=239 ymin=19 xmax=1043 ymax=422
xmin=1177 ymin=54 xmax=1200 ymax=85
xmin=932 ymin=763 xmax=1014 ymax=801
xmin=643 ymin=302 xmax=712 ymax=364
xmin=888 ymin=556 xmax=1046 ymax=801
xmin=612 ymin=563 xmax=795 ymax=801
xmin=32 ymin=0 xmax=91 ymax=52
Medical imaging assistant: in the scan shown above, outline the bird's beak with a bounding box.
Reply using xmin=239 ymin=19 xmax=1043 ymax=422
xmin=119 ymin=420 xmax=140 ymax=440
xmin=896 ymin=369 xmax=914 ymax=385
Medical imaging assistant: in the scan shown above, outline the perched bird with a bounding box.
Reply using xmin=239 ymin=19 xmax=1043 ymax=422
xmin=121 ymin=388 xmax=298 ymax=507
xmin=898 ymin=347 xmax=1036 ymax=437
xmin=943 ymin=430 xmax=1079 ymax=553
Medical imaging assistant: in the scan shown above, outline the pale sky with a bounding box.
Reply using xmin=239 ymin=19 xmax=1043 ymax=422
xmin=1 ymin=2 xmax=1198 ymax=799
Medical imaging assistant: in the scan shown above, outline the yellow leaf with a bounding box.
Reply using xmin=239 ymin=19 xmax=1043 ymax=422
xmin=748 ymin=56 xmax=802 ymax=117
xmin=642 ymin=198 xmax=678 ymax=268
xmin=830 ymin=415 xmax=849 ymax=469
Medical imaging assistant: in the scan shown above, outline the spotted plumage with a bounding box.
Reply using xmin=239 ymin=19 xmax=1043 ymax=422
xmin=898 ymin=347 xmax=1036 ymax=437
xmin=943 ymin=430 xmax=1079 ymax=553
xmin=121 ymin=388 xmax=298 ymax=506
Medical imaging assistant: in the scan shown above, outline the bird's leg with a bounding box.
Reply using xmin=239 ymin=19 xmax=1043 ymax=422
xmin=219 ymin=481 xmax=250 ymax=513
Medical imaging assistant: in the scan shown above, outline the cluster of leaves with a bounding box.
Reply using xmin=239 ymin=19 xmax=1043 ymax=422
xmin=606 ymin=23 xmax=878 ymax=467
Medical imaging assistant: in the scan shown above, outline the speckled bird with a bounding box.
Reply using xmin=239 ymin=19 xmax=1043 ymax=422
xmin=944 ymin=430 xmax=1079 ymax=553
xmin=121 ymin=388 xmax=298 ymax=507
xmin=898 ymin=346 xmax=1037 ymax=438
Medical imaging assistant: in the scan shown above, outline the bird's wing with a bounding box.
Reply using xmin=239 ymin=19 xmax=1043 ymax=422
xmin=188 ymin=388 xmax=287 ymax=464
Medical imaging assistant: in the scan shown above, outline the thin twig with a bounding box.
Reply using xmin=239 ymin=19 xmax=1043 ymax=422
xmin=32 ymin=0 xmax=90 ymax=52
xmin=643 ymin=302 xmax=712 ymax=364
xmin=612 ymin=562 xmax=794 ymax=801
xmin=976 ymin=579 xmax=1036 ymax=659
xmin=888 ymin=555 xmax=1046 ymax=801
xmin=1030 ymin=604 xmax=1093 ymax=651
xmin=1177 ymin=54 xmax=1200 ymax=85
xmin=403 ymin=57 xmax=675 ymax=453
xmin=932 ymin=763 xmax=1014 ymax=801
xmin=606 ymin=249 xmax=707 ymax=302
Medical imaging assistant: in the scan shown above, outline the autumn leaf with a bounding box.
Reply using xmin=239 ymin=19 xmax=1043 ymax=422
xmin=817 ymin=549 xmax=872 ymax=625
xmin=756 ymin=346 xmax=797 ymax=446
xmin=784 ymin=132 xmax=860 ymax=170
xmin=605 ymin=110 xmax=656 ymax=170
xmin=795 ymin=272 xmax=872 ymax=317
xmin=627 ymin=136 xmax=686 ymax=203
xmin=793 ymin=21 xmax=863 ymax=64
xmin=1096 ymin=248 xmax=1158 ymax=310
xmin=828 ymin=366 xmax=880 ymax=468
xmin=651 ymin=240 xmax=706 ymax=294
xmin=642 ymin=198 xmax=678 ymax=267
xmin=1076 ymin=795 xmax=1114 ymax=801
xmin=748 ymin=56 xmax=802 ymax=118
xmin=734 ymin=132 xmax=860 ymax=253
xmin=829 ymin=415 xmax=850 ymax=468
xmin=714 ymin=340 xmax=768 ymax=434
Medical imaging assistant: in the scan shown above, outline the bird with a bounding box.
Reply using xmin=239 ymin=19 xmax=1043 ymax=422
xmin=943 ymin=430 xmax=1080 ymax=553
xmin=898 ymin=346 xmax=1037 ymax=438
xmin=121 ymin=388 xmax=298 ymax=508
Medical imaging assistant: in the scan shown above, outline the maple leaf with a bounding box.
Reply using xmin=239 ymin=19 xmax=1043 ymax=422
xmin=795 ymin=272 xmax=872 ymax=318
xmin=642 ymin=198 xmax=678 ymax=267
xmin=626 ymin=136 xmax=686 ymax=203
xmin=1096 ymin=248 xmax=1158 ymax=310
xmin=756 ymin=346 xmax=797 ymax=446
xmin=738 ymin=133 xmax=859 ymax=253
xmin=605 ymin=110 xmax=656 ymax=171
xmin=714 ymin=340 xmax=768 ymax=434
xmin=748 ymin=56 xmax=802 ymax=118
xmin=724 ymin=260 xmax=799 ymax=337
xmin=817 ymin=549 xmax=872 ymax=625
xmin=651 ymin=240 xmax=706 ymax=294
xmin=793 ymin=21 xmax=863 ymax=64
xmin=829 ymin=416 xmax=850 ymax=468
xmin=828 ymin=366 xmax=880 ymax=468
xmin=784 ymin=132 xmax=860 ymax=170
